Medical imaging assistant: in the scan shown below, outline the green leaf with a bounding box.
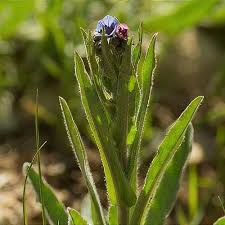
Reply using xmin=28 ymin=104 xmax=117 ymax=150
xmin=74 ymin=52 xmax=136 ymax=206
xmin=144 ymin=0 xmax=218 ymax=35
xmin=127 ymin=34 xmax=157 ymax=190
xmin=115 ymin=43 xmax=131 ymax=165
xmin=81 ymin=29 xmax=110 ymax=119
xmin=143 ymin=125 xmax=193 ymax=225
xmin=23 ymin=141 xmax=47 ymax=225
xmin=130 ymin=96 xmax=203 ymax=225
xmin=214 ymin=217 xmax=225 ymax=225
xmin=59 ymin=97 xmax=106 ymax=225
xmin=23 ymin=163 xmax=68 ymax=225
xmin=101 ymin=33 xmax=116 ymax=78
xmin=127 ymin=125 xmax=137 ymax=146
xmin=91 ymin=200 xmax=100 ymax=225
xmin=108 ymin=205 xmax=118 ymax=225
xmin=132 ymin=23 xmax=143 ymax=70
xmin=68 ymin=208 xmax=88 ymax=225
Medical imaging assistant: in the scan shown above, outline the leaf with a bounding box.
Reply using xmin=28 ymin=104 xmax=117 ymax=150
xmin=132 ymin=23 xmax=143 ymax=70
xmin=101 ymin=33 xmax=116 ymax=78
xmin=115 ymin=43 xmax=131 ymax=165
xmin=214 ymin=216 xmax=225 ymax=225
xmin=91 ymin=200 xmax=100 ymax=225
xmin=68 ymin=208 xmax=88 ymax=225
xmin=23 ymin=163 xmax=68 ymax=225
xmin=22 ymin=141 xmax=47 ymax=225
xmin=126 ymin=125 xmax=137 ymax=146
xmin=144 ymin=0 xmax=219 ymax=35
xmin=74 ymin=52 xmax=136 ymax=206
xmin=127 ymin=34 xmax=157 ymax=190
xmin=59 ymin=97 xmax=106 ymax=225
xmin=143 ymin=125 xmax=193 ymax=225
xmin=108 ymin=205 xmax=118 ymax=225
xmin=80 ymin=29 xmax=109 ymax=117
xmin=130 ymin=96 xmax=203 ymax=225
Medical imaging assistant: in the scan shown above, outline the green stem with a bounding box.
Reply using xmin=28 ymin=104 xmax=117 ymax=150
xmin=118 ymin=201 xmax=129 ymax=225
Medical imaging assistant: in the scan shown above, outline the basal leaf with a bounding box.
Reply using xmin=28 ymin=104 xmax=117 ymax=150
xmin=59 ymin=97 xmax=106 ymax=225
xmin=74 ymin=52 xmax=136 ymax=206
xmin=23 ymin=163 xmax=68 ymax=225
xmin=68 ymin=208 xmax=88 ymax=225
xmin=143 ymin=125 xmax=193 ymax=225
xmin=130 ymin=96 xmax=203 ymax=225
xmin=23 ymin=141 xmax=47 ymax=225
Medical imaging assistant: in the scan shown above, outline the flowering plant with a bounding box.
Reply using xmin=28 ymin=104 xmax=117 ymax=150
xmin=22 ymin=15 xmax=203 ymax=225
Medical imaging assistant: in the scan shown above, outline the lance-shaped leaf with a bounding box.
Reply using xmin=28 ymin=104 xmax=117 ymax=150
xmin=74 ymin=52 xmax=136 ymax=206
xmin=23 ymin=163 xmax=68 ymax=225
xmin=143 ymin=124 xmax=193 ymax=225
xmin=130 ymin=96 xmax=203 ymax=225
xmin=214 ymin=216 xmax=225 ymax=225
xmin=59 ymin=97 xmax=106 ymax=225
xmin=81 ymin=29 xmax=107 ymax=107
xmin=115 ymin=42 xmax=131 ymax=165
xmin=68 ymin=208 xmax=88 ymax=225
xmin=127 ymin=34 xmax=157 ymax=189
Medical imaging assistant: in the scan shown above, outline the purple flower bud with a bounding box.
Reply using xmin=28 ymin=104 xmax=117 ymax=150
xmin=116 ymin=23 xmax=129 ymax=40
xmin=96 ymin=15 xmax=119 ymax=36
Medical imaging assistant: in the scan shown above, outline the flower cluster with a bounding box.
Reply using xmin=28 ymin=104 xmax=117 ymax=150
xmin=93 ymin=15 xmax=129 ymax=49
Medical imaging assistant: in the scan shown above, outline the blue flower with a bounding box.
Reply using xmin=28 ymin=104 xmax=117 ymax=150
xmin=96 ymin=15 xmax=119 ymax=36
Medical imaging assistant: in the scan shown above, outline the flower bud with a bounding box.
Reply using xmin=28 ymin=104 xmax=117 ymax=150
xmin=116 ymin=23 xmax=129 ymax=40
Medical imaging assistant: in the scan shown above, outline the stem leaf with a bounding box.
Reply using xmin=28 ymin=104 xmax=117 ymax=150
xmin=74 ymin=52 xmax=136 ymax=206
xmin=143 ymin=125 xmax=194 ymax=225
xmin=127 ymin=33 xmax=157 ymax=190
xmin=59 ymin=97 xmax=106 ymax=225
xmin=130 ymin=96 xmax=203 ymax=225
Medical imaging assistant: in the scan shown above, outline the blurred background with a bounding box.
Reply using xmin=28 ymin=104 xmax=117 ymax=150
xmin=0 ymin=0 xmax=225 ymax=224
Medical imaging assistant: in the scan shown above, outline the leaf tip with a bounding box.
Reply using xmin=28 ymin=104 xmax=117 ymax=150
xmin=152 ymin=32 xmax=158 ymax=43
xmin=58 ymin=96 xmax=64 ymax=103
xmin=194 ymin=95 xmax=204 ymax=105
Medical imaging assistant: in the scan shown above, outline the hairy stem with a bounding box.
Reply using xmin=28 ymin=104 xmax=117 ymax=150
xmin=118 ymin=202 xmax=129 ymax=225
